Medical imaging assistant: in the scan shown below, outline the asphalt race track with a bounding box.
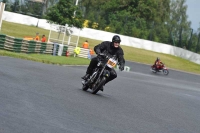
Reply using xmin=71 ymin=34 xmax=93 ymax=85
xmin=0 ymin=56 xmax=200 ymax=133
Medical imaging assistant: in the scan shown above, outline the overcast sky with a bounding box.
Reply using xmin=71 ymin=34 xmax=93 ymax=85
xmin=185 ymin=0 xmax=200 ymax=31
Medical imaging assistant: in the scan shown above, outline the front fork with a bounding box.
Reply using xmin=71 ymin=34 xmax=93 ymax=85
xmin=92 ymin=69 xmax=110 ymax=89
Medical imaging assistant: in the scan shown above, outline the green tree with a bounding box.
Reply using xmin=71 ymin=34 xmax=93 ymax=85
xmin=167 ymin=0 xmax=191 ymax=48
xmin=148 ymin=0 xmax=170 ymax=43
xmin=3 ymin=0 xmax=12 ymax=12
xmin=80 ymin=0 xmax=170 ymax=40
xmin=41 ymin=0 xmax=59 ymax=16
xmin=27 ymin=1 xmax=43 ymax=17
xmin=196 ymin=33 xmax=200 ymax=53
xmin=45 ymin=0 xmax=84 ymax=28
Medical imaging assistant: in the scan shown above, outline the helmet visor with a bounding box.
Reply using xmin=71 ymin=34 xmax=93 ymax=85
xmin=114 ymin=40 xmax=120 ymax=43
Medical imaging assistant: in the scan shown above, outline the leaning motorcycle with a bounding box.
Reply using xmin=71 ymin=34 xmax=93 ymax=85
xmin=151 ymin=63 xmax=169 ymax=75
xmin=82 ymin=53 xmax=117 ymax=94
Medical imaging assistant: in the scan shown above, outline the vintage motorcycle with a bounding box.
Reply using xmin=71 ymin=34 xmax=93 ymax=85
xmin=151 ymin=63 xmax=169 ymax=75
xmin=82 ymin=53 xmax=118 ymax=94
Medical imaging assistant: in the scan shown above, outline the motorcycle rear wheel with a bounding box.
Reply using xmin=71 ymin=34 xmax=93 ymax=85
xmin=91 ymin=77 xmax=106 ymax=94
xmin=151 ymin=68 xmax=157 ymax=73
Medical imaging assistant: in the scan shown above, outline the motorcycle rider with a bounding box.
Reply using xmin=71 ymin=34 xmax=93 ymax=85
xmin=153 ymin=57 xmax=163 ymax=71
xmin=81 ymin=35 xmax=125 ymax=91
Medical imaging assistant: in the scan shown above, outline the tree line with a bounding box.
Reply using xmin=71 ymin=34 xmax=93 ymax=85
xmin=2 ymin=0 xmax=200 ymax=53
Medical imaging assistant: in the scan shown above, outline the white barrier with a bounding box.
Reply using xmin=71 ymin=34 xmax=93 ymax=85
xmin=116 ymin=65 xmax=131 ymax=72
xmin=2 ymin=11 xmax=200 ymax=64
xmin=0 ymin=2 xmax=5 ymax=31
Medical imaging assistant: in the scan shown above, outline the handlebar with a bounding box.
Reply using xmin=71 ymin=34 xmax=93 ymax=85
xmin=97 ymin=53 xmax=115 ymax=61
xmin=98 ymin=53 xmax=105 ymax=56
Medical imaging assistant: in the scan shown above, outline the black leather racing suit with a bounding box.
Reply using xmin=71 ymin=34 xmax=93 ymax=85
xmin=86 ymin=41 xmax=125 ymax=84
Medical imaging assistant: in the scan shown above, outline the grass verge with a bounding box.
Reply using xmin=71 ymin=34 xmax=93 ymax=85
xmin=0 ymin=50 xmax=90 ymax=65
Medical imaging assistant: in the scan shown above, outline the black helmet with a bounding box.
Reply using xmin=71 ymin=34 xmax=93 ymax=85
xmin=112 ymin=35 xmax=121 ymax=43
xmin=157 ymin=57 xmax=160 ymax=61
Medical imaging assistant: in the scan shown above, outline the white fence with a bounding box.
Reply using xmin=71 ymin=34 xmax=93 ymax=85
xmin=0 ymin=2 xmax=5 ymax=31
xmin=2 ymin=11 xmax=200 ymax=64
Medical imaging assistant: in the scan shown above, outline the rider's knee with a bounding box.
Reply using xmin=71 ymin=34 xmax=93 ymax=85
xmin=111 ymin=72 xmax=117 ymax=79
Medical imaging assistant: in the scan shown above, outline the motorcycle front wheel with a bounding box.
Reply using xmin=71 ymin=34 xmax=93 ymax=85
xmin=82 ymin=81 xmax=89 ymax=91
xmin=163 ymin=69 xmax=169 ymax=75
xmin=91 ymin=77 xmax=106 ymax=94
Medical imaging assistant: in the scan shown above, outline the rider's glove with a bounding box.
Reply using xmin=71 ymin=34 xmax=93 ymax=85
xmin=99 ymin=53 xmax=105 ymax=56
xmin=119 ymin=65 xmax=124 ymax=71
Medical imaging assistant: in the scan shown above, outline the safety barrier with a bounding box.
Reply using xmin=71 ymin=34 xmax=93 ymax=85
xmin=0 ymin=33 xmax=90 ymax=58
xmin=116 ymin=65 xmax=131 ymax=72
xmin=61 ymin=45 xmax=91 ymax=59
xmin=0 ymin=33 xmax=53 ymax=54
xmin=73 ymin=46 xmax=90 ymax=58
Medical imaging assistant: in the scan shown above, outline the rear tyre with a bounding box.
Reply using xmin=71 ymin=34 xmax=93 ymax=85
xmin=91 ymin=77 xmax=106 ymax=94
xmin=151 ymin=68 xmax=157 ymax=73
xmin=163 ymin=69 xmax=169 ymax=75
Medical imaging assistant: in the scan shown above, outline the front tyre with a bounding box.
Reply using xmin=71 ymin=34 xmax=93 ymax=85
xmin=163 ymin=69 xmax=169 ymax=75
xmin=91 ymin=77 xmax=106 ymax=94
xmin=82 ymin=81 xmax=89 ymax=91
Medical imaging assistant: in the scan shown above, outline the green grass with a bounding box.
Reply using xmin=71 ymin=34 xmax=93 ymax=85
xmin=1 ymin=20 xmax=200 ymax=74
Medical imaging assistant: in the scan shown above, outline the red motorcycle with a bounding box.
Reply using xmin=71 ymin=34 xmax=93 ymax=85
xmin=151 ymin=63 xmax=169 ymax=75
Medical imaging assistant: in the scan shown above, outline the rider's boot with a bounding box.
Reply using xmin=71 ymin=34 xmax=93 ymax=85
xmin=81 ymin=73 xmax=90 ymax=80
